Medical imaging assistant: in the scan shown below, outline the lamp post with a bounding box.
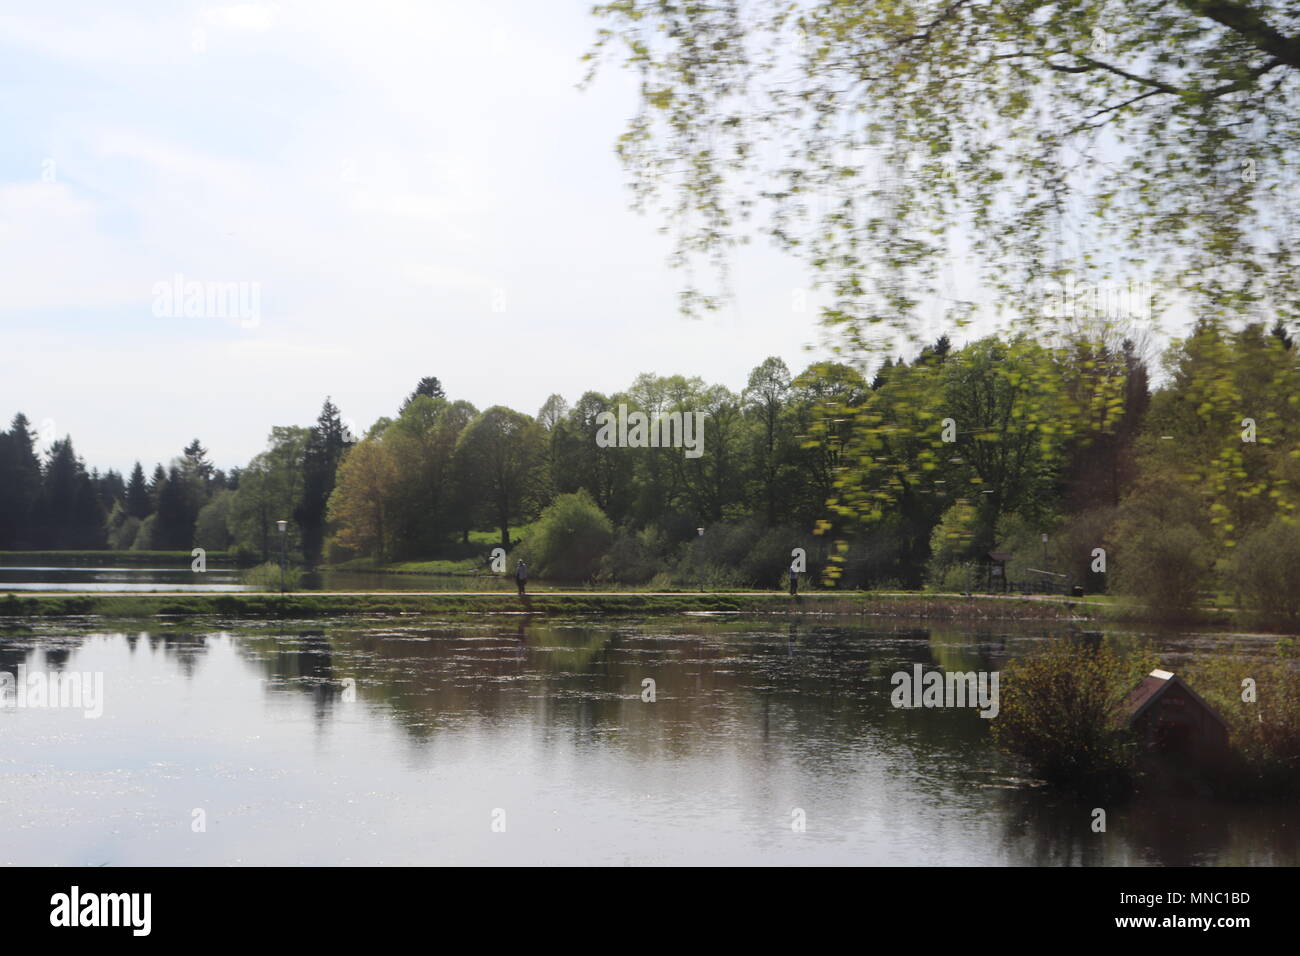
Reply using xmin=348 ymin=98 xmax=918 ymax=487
xmin=697 ymin=526 xmax=705 ymax=592
xmin=277 ymin=519 xmax=288 ymax=593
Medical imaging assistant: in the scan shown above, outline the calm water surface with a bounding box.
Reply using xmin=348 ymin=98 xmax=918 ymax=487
xmin=0 ymin=618 xmax=1293 ymax=865
xmin=0 ymin=565 xmax=508 ymax=592
xmin=0 ymin=566 xmax=247 ymax=592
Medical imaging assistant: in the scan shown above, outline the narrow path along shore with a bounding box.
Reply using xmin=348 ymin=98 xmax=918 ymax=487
xmin=3 ymin=589 xmax=1109 ymax=602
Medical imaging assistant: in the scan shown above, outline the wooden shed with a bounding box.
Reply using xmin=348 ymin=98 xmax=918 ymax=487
xmin=1119 ymin=669 xmax=1229 ymax=762
xmin=986 ymin=552 xmax=1013 ymax=593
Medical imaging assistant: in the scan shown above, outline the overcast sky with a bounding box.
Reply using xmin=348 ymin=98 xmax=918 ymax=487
xmin=0 ymin=1 xmax=1080 ymax=475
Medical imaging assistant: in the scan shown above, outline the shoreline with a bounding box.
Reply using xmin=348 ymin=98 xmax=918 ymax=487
xmin=0 ymin=590 xmax=1089 ymax=619
xmin=0 ymin=589 xmax=1256 ymax=629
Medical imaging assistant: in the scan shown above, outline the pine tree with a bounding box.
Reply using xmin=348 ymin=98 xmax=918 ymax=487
xmin=95 ymin=468 xmax=126 ymax=511
xmin=400 ymin=376 xmax=445 ymax=412
xmin=40 ymin=438 xmax=105 ymax=548
xmin=149 ymin=464 xmax=167 ymax=509
xmin=126 ymin=462 xmax=152 ymax=518
xmin=155 ymin=465 xmax=198 ymax=549
xmin=0 ymin=413 xmax=43 ymax=548
xmin=294 ymin=398 xmax=349 ymax=565
xmin=182 ymin=438 xmax=213 ymax=486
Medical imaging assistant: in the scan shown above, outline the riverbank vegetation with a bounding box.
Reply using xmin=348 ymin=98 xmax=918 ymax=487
xmin=3 ymin=321 xmax=1300 ymax=625
xmin=993 ymin=639 xmax=1157 ymax=788
xmin=995 ymin=637 xmax=1300 ymax=795
xmin=0 ymin=590 xmax=1101 ymax=622
xmin=1187 ymin=642 xmax=1300 ymax=794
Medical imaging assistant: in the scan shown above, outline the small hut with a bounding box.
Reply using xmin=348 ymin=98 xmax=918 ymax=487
xmin=986 ymin=552 xmax=1013 ymax=593
xmin=1119 ymin=669 xmax=1229 ymax=762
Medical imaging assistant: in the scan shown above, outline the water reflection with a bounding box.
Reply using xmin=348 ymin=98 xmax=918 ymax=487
xmin=0 ymin=619 xmax=1292 ymax=866
xmin=0 ymin=566 xmax=246 ymax=592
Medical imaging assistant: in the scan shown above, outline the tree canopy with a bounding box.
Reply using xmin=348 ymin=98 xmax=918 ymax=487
xmin=587 ymin=0 xmax=1300 ymax=339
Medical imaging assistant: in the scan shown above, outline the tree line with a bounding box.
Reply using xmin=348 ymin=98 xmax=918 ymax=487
xmin=3 ymin=320 xmax=1299 ymax=615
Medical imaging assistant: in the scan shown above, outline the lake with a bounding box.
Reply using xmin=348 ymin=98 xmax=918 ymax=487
xmin=0 ymin=565 xmax=505 ymax=593
xmin=0 ymin=618 xmax=1293 ymax=866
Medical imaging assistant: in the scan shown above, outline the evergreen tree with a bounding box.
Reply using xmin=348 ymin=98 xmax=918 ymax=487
xmin=400 ymin=376 xmax=445 ymax=412
xmin=182 ymin=438 xmax=213 ymax=486
xmin=149 ymin=464 xmax=167 ymax=509
xmin=40 ymin=438 xmax=106 ymax=549
xmin=295 ymin=398 xmax=350 ymax=565
xmin=126 ymin=462 xmax=152 ymax=519
xmin=155 ymin=465 xmax=198 ymax=549
xmin=97 ymin=468 xmax=126 ymax=510
xmin=0 ymin=413 xmax=43 ymax=548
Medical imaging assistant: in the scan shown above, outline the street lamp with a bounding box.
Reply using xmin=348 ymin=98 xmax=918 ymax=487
xmin=276 ymin=519 xmax=288 ymax=593
xmin=697 ymin=527 xmax=705 ymax=593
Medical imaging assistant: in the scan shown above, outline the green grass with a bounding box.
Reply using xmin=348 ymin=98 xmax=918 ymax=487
xmin=331 ymin=557 xmax=480 ymax=575
xmin=466 ymin=521 xmax=538 ymax=548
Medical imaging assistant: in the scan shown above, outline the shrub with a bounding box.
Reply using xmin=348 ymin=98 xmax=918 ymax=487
xmin=1228 ymin=518 xmax=1300 ymax=624
xmin=106 ymin=503 xmax=141 ymax=551
xmin=992 ymin=637 xmax=1156 ymax=785
xmin=926 ymin=499 xmax=977 ymax=584
xmin=519 ymin=490 xmax=614 ymax=582
xmin=1186 ymin=641 xmax=1300 ymax=791
xmin=1110 ymin=521 xmax=1214 ymax=617
xmin=834 ymin=521 xmax=915 ymax=589
xmin=194 ymin=490 xmax=235 ymax=552
xmin=925 ymin=560 xmax=978 ymax=593
xmin=131 ymin=514 xmax=159 ymax=550
xmin=242 ymin=561 xmax=302 ymax=592
xmin=599 ymin=525 xmax=670 ymax=585
xmin=1051 ymin=506 xmax=1117 ymax=593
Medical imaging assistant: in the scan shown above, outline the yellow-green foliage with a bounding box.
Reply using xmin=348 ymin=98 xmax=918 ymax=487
xmin=241 ymin=561 xmax=301 ymax=592
xmin=1228 ymin=518 xmax=1300 ymax=624
xmin=992 ymin=637 xmax=1156 ymax=783
xmin=1186 ymin=641 xmax=1300 ymax=788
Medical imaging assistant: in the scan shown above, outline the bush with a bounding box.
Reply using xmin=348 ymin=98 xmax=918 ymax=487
xmin=229 ymin=544 xmax=261 ymax=567
xmin=519 ymin=491 xmax=614 ymax=582
xmin=1186 ymin=641 xmax=1300 ymax=792
xmin=926 ymin=499 xmax=977 ymax=584
xmin=106 ymin=503 xmax=141 ymax=551
xmin=992 ymin=637 xmax=1156 ymax=785
xmin=599 ymin=525 xmax=670 ymax=585
xmin=925 ymin=560 xmax=978 ymax=593
xmin=1052 ymin=506 xmax=1118 ymax=594
xmin=1228 ymin=518 xmax=1300 ymax=624
xmin=194 ymin=490 xmax=235 ymax=552
xmin=833 ymin=521 xmax=916 ymax=589
xmin=242 ymin=561 xmax=302 ymax=592
xmin=131 ymin=514 xmax=159 ymax=550
xmin=1111 ymin=521 xmax=1214 ymax=617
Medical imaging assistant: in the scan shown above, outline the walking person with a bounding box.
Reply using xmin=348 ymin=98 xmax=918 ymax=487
xmin=515 ymin=560 xmax=528 ymax=596
xmin=788 ymin=563 xmax=798 ymax=596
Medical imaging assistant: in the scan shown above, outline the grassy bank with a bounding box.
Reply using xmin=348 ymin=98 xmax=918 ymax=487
xmin=0 ymin=590 xmax=1105 ymax=622
xmin=330 ymin=557 xmax=482 ymax=576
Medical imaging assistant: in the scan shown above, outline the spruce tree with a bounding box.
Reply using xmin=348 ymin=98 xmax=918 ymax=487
xmin=126 ymin=462 xmax=152 ymax=518
xmin=0 ymin=414 xmax=43 ymax=547
xmin=294 ymin=398 xmax=349 ymax=566
xmin=400 ymin=376 xmax=445 ymax=412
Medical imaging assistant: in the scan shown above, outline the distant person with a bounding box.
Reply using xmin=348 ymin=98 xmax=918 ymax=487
xmin=515 ymin=560 xmax=528 ymax=596
xmin=788 ymin=565 xmax=798 ymax=596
